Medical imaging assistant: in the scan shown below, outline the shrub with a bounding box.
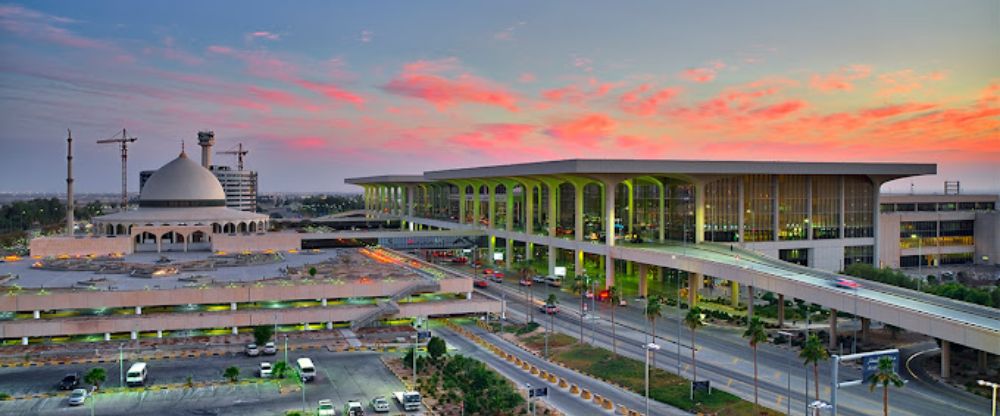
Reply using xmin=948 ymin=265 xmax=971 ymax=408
xmin=253 ymin=326 xmax=274 ymax=346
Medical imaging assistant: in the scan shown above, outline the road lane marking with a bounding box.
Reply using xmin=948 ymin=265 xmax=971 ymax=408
xmin=905 ymin=347 xmax=939 ymax=381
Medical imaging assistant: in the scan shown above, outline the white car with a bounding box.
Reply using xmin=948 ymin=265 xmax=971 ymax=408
xmin=67 ymin=388 xmax=87 ymax=406
xmin=245 ymin=343 xmax=260 ymax=357
xmin=318 ymin=399 xmax=337 ymax=416
xmin=263 ymin=342 xmax=277 ymax=355
xmin=370 ymin=396 xmax=391 ymax=413
xmin=259 ymin=362 xmax=272 ymax=378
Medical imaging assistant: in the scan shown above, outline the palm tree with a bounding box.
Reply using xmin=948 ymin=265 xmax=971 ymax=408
xmin=645 ymin=295 xmax=664 ymax=367
xmin=571 ymin=275 xmax=589 ymax=343
xmin=223 ymin=366 xmax=240 ymax=382
xmin=867 ymin=356 xmax=904 ymax=416
xmin=684 ymin=306 xmax=704 ymax=384
xmin=800 ymin=333 xmax=829 ymax=401
xmin=743 ymin=316 xmax=768 ymax=414
xmin=84 ymin=367 xmax=106 ymax=390
xmin=608 ymin=286 xmax=621 ymax=355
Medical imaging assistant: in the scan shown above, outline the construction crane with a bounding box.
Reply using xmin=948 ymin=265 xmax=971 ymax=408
xmin=217 ymin=143 xmax=248 ymax=170
xmin=96 ymin=129 xmax=138 ymax=211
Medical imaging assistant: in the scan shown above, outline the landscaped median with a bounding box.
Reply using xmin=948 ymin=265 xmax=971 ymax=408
xmin=480 ymin=320 xmax=782 ymax=416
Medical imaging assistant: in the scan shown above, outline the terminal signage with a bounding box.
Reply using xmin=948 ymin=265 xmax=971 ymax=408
xmin=862 ymin=351 xmax=900 ymax=381
xmin=529 ymin=387 xmax=548 ymax=397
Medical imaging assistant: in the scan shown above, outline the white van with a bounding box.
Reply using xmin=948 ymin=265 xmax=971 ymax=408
xmin=296 ymin=357 xmax=316 ymax=382
xmin=545 ymin=276 xmax=562 ymax=287
xmin=125 ymin=362 xmax=147 ymax=387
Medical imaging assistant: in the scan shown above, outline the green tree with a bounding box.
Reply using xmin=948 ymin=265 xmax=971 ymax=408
xmin=253 ymin=325 xmax=274 ymax=346
xmin=223 ymin=366 xmax=240 ymax=382
xmin=427 ymin=336 xmax=447 ymax=361
xmin=867 ymin=356 xmax=904 ymax=416
xmin=307 ymin=267 xmax=317 ymax=278
xmin=571 ymin=275 xmax=589 ymax=342
xmin=743 ymin=316 xmax=768 ymax=413
xmin=684 ymin=306 xmax=705 ymax=383
xmin=84 ymin=367 xmax=106 ymax=390
xmin=271 ymin=361 xmax=290 ymax=379
xmin=645 ymin=295 xmax=664 ymax=367
xmin=608 ymin=286 xmax=621 ymax=355
xmin=800 ymin=333 xmax=829 ymax=400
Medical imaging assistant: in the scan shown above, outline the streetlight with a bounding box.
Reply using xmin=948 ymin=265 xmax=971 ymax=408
xmin=284 ymin=334 xmax=289 ymax=366
xmin=118 ymin=343 xmax=124 ymax=388
xmin=777 ymin=331 xmax=794 ymax=416
xmin=644 ymin=342 xmax=661 ymax=416
xmin=526 ymin=382 xmax=535 ymax=416
xmin=979 ymin=380 xmax=999 ymax=416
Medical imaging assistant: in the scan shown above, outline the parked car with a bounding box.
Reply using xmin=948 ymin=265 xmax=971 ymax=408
xmin=58 ymin=373 xmax=80 ymax=390
xmin=488 ymin=274 xmax=504 ymax=283
xmin=259 ymin=362 xmax=273 ymax=378
xmin=245 ymin=343 xmax=260 ymax=357
xmin=449 ymin=257 xmax=468 ymax=264
xmin=519 ymin=278 xmax=533 ymax=286
xmin=262 ymin=342 xmax=277 ymax=355
xmin=834 ymin=278 xmax=860 ymax=289
xmin=370 ymin=396 xmax=391 ymax=413
xmin=541 ymin=304 xmax=559 ymax=315
xmin=545 ymin=276 xmax=562 ymax=287
xmin=474 ymin=279 xmax=488 ymax=288
xmin=532 ymin=275 xmax=547 ymax=283
xmin=344 ymin=400 xmax=365 ymax=416
xmin=318 ymin=399 xmax=337 ymax=416
xmin=67 ymin=388 xmax=87 ymax=406
xmin=482 ymin=268 xmax=493 ymax=275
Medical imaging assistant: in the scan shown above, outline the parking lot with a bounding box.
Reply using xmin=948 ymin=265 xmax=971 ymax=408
xmin=0 ymin=350 xmax=422 ymax=415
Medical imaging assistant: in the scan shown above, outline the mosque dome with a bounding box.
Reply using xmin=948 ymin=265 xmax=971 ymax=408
xmin=138 ymin=152 xmax=226 ymax=207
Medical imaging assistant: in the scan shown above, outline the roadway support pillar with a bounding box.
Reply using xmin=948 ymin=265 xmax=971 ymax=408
xmin=21 ymin=337 xmax=28 ymax=346
xmin=466 ymin=292 xmax=472 ymax=300
xmin=860 ymin=318 xmax=870 ymax=343
xmin=135 ymin=306 xmax=142 ymax=315
xmin=548 ymin=246 xmax=556 ymax=278
xmin=131 ymin=331 xmax=138 ymax=340
xmin=232 ymin=327 xmax=238 ymax=335
xmin=156 ymin=330 xmax=163 ymax=338
xmin=321 ymin=298 xmax=328 ymax=307
xmin=230 ymin=302 xmax=237 ymax=311
xmin=730 ymin=281 xmax=739 ymax=307
xmin=326 ymin=322 xmax=333 ymax=330
xmin=603 ymin=178 xmax=617 ymax=289
xmin=688 ymin=273 xmax=703 ymax=306
xmin=777 ymin=294 xmax=785 ymax=327
xmin=829 ymin=309 xmax=838 ymax=350
xmin=574 ymin=249 xmax=583 ymax=277
xmin=978 ymin=350 xmax=988 ymax=370
xmin=33 ymin=310 xmax=39 ymax=319
xmin=638 ymin=263 xmax=648 ymax=297
xmin=747 ymin=285 xmax=755 ymax=317
xmin=941 ymin=340 xmax=951 ymax=378
xmin=104 ymin=333 xmax=111 ymax=341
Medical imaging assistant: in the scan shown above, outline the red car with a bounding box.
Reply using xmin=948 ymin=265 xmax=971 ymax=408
xmin=519 ymin=278 xmax=533 ymax=286
xmin=541 ymin=304 xmax=558 ymax=314
xmin=482 ymin=268 xmax=493 ymax=275
xmin=834 ymin=278 xmax=861 ymax=289
xmin=450 ymin=257 xmax=468 ymax=264
xmin=474 ymin=279 xmax=489 ymax=288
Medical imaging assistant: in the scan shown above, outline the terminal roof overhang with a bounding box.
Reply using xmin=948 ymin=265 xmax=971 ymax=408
xmin=344 ymin=175 xmax=429 ymax=185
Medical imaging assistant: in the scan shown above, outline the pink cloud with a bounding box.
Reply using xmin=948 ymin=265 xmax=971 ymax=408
xmin=619 ymin=84 xmax=680 ymax=116
xmin=876 ymin=69 xmax=947 ymax=97
xmin=750 ymin=100 xmax=807 ymax=120
xmin=450 ymin=123 xmax=536 ymax=157
xmin=0 ymin=4 xmax=123 ymax=53
xmin=290 ymin=137 xmax=326 ymax=150
xmin=295 ymin=80 xmax=365 ymax=106
xmin=679 ymin=61 xmax=725 ymax=83
xmin=541 ymin=78 xmax=617 ymax=104
xmin=248 ymin=31 xmax=280 ymax=41
xmin=402 ymin=57 xmax=461 ymax=74
xmin=544 ymin=113 xmax=616 ymax=148
xmin=382 ymin=64 xmax=517 ymax=111
xmin=518 ymin=73 xmax=536 ymax=83
xmin=809 ymin=64 xmax=872 ymax=92
xmin=615 ymin=135 xmax=672 ymax=156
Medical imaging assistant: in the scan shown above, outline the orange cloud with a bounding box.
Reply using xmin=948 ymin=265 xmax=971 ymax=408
xmin=382 ymin=73 xmax=518 ymax=111
xmin=809 ymin=64 xmax=872 ymax=92
xmin=619 ymin=84 xmax=680 ymax=116
xmin=541 ymin=78 xmax=617 ymax=104
xmin=679 ymin=61 xmax=725 ymax=83
xmin=545 ymin=113 xmax=616 ymax=148
xmin=876 ymin=69 xmax=947 ymax=97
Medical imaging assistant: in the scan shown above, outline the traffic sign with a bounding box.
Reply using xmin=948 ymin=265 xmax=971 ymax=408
xmin=529 ymin=387 xmax=548 ymax=397
xmin=862 ymin=351 xmax=900 ymax=381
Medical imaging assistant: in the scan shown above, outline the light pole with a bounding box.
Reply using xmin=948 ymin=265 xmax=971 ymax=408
xmin=851 ymin=286 xmax=858 ymax=354
xmin=590 ymin=274 xmax=597 ymax=344
xmin=118 ymin=343 xmax=124 ymax=388
xmin=778 ymin=331 xmax=794 ymax=416
xmin=979 ymin=380 xmax=999 ymax=416
xmin=412 ymin=319 xmax=422 ymax=385
xmin=526 ymin=382 xmax=535 ymax=416
xmin=645 ymin=342 xmax=661 ymax=416
xmin=283 ymin=334 xmax=289 ymax=366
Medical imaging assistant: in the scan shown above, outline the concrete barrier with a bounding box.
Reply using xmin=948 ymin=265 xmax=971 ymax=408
xmin=602 ymin=398 xmax=614 ymax=410
xmin=593 ymin=393 xmax=603 ymax=405
xmin=570 ymin=384 xmax=579 ymax=394
xmin=547 ymin=373 xmax=557 ymax=383
xmin=581 ymin=389 xmax=591 ymax=400
xmin=530 ymin=366 xmax=539 ymax=375
xmin=558 ymin=378 xmax=568 ymax=388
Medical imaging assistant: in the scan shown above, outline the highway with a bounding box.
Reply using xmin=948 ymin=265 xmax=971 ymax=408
xmin=476 ymin=277 xmax=991 ymax=416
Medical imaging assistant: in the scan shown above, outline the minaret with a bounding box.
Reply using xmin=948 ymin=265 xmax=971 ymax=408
xmin=197 ymin=130 xmax=215 ymax=169
xmin=66 ymin=129 xmax=74 ymax=236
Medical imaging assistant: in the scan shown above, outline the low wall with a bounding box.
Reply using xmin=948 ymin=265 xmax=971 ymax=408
xmin=212 ymin=232 xmax=302 ymax=252
xmin=29 ymin=235 xmax=133 ymax=257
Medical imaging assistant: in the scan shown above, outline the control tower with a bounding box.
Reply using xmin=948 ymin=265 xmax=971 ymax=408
xmin=197 ymin=130 xmax=215 ymax=169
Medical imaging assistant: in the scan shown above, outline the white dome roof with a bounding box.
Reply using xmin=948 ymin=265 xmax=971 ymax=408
xmin=139 ymin=152 xmax=226 ymax=207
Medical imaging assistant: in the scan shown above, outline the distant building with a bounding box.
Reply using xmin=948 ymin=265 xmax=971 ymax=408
xmin=878 ymin=194 xmax=999 ymax=268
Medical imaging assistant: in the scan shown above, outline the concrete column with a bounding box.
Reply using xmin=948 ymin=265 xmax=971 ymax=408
xmin=657 ymin=181 xmax=665 ymax=243
xmin=777 ymin=294 xmax=785 ymax=327
xmin=838 ymin=176 xmax=846 ymax=239
xmin=738 ymin=179 xmax=745 ymax=243
xmin=33 ymin=310 xmax=40 ymax=319
xmin=466 ymin=292 xmax=472 ymax=300
xmin=627 ymin=181 xmax=634 ymax=238
xmin=525 ymin=184 xmax=535 ymax=236
xmin=730 ymin=281 xmax=740 ymax=307
xmin=638 ymin=263 xmax=648 ymax=297
xmin=574 ymin=183 xmax=584 ymax=242
xmin=688 ymin=273 xmax=703 ymax=306
xmin=488 ymin=236 xmax=496 ymax=266
xmin=829 ymin=309 xmax=839 ymax=350
xmin=104 ymin=333 xmax=111 ymax=341
xmin=978 ymin=350 xmax=988 ymax=370
xmin=321 ymin=298 xmax=328 ymax=307
xmin=156 ymin=239 xmax=162 ymax=253
xmin=230 ymin=302 xmax=237 ymax=311
xmin=472 ymin=184 xmax=482 ymax=226
xmin=806 ymin=178 xmax=813 ymax=240
xmin=326 ymin=322 xmax=333 ymax=330
xmin=505 ymin=184 xmax=514 ymax=264
xmin=131 ymin=331 xmax=138 ymax=340
xmin=156 ymin=330 xmax=163 ymax=338
xmin=487 ymin=184 xmax=496 ymax=229
xmin=548 ymin=246 xmax=557 ymax=278
xmin=458 ymin=185 xmax=467 ymax=224
xmin=21 ymin=337 xmax=28 ymax=345
xmin=232 ymin=327 xmax=238 ymax=335
xmin=407 ymin=185 xmax=415 ymax=218
xmin=861 ymin=318 xmax=870 ymax=343
xmin=574 ymin=249 xmax=584 ymax=277
xmin=604 ymin=180 xmax=617 ymax=289
xmin=135 ymin=306 xmax=142 ymax=315
xmin=747 ymin=285 xmax=755 ymax=316
xmin=941 ymin=340 xmax=951 ymax=378
xmin=773 ymin=175 xmax=780 ymax=241
xmin=695 ymin=183 xmax=705 ymax=243
xmin=547 ymin=183 xmax=558 ymax=237
xmin=872 ymin=180 xmax=882 ymax=267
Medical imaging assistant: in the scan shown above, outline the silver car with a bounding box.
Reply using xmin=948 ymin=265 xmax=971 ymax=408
xmin=67 ymin=388 xmax=87 ymax=406
xmin=370 ymin=396 xmax=390 ymax=413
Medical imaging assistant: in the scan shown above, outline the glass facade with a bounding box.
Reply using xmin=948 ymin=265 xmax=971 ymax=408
xmin=779 ymin=248 xmax=809 ymax=266
xmin=811 ymin=176 xmax=840 ymax=239
xmin=704 ymin=177 xmax=741 ymax=242
xmin=844 ymin=245 xmax=874 ymax=267
xmin=778 ymin=175 xmax=808 ymax=240
xmin=843 ymin=176 xmax=874 ymax=238
xmin=633 ymin=181 xmax=661 ymax=242
xmin=665 ymin=183 xmax=694 ymax=242
xmin=743 ymin=175 xmax=774 ymax=242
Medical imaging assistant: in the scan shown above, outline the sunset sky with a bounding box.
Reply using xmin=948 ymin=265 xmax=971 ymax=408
xmin=1 ymin=1 xmax=998 ymax=193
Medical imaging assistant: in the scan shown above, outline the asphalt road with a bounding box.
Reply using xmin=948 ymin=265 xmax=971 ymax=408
xmin=437 ymin=326 xmax=691 ymax=416
xmin=0 ymin=350 xmax=421 ymax=416
xmin=478 ymin=278 xmax=991 ymax=416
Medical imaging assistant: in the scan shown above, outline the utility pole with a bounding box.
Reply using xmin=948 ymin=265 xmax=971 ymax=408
xmin=65 ymin=129 xmax=74 ymax=236
xmin=96 ymin=129 xmax=138 ymax=212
